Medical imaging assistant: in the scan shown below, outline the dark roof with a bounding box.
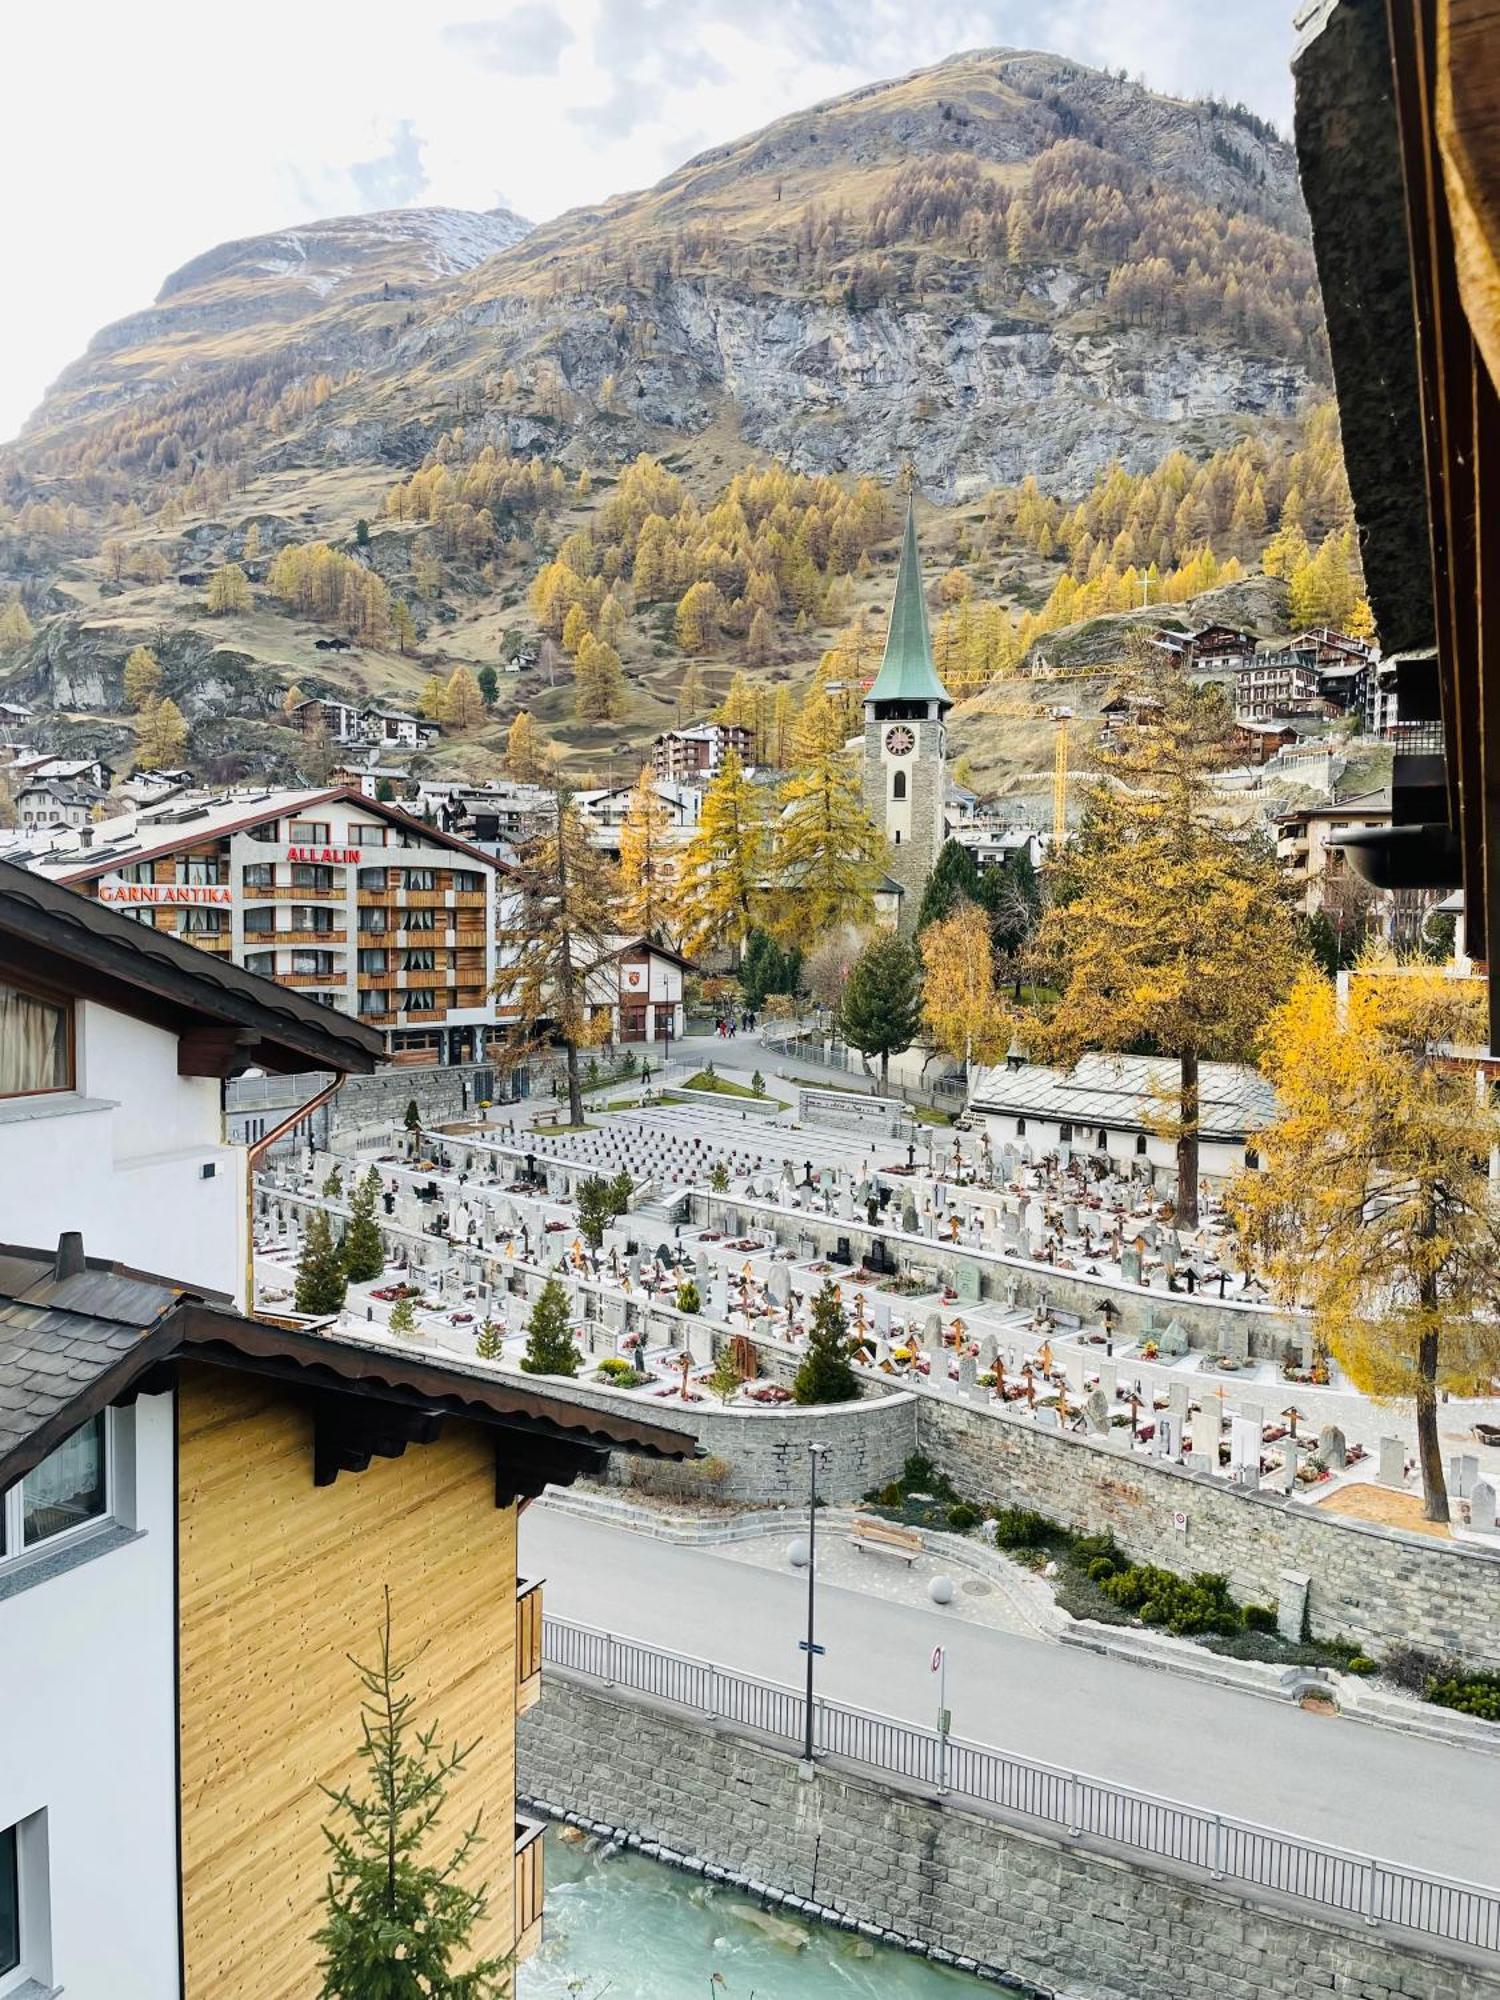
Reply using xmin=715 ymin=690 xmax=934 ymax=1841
xmin=0 ymin=859 xmax=385 ymax=1076
xmin=0 ymin=1239 xmax=696 ymax=1492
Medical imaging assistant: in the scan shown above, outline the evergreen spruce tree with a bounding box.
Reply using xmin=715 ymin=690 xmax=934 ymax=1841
xmin=388 ymin=1295 xmax=418 ymax=1339
xmin=296 ymin=1210 xmax=348 ymax=1317
xmin=520 ymin=1278 xmax=579 ymax=1376
xmin=474 ymin=1318 xmax=502 ymax=1360
xmin=342 ymin=1167 xmax=386 ymax=1284
xmin=792 ymin=1282 xmax=860 ymax=1406
xmin=575 ymin=1175 xmax=615 ymax=1251
xmin=314 ymin=1589 xmax=510 ymax=1999
xmin=404 ymin=1100 xmax=422 ymax=1135
xmin=839 ymin=934 xmax=923 ymax=1090
xmin=915 ymin=839 xmax=985 ymax=932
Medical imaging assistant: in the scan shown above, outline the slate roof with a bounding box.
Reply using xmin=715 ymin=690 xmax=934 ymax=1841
xmin=866 ymin=497 xmax=952 ymax=711
xmin=0 ymin=1245 xmax=196 ymax=1486
xmin=967 ymin=1052 xmax=1277 ymax=1142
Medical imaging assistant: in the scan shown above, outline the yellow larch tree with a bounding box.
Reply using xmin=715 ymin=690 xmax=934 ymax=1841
xmin=0 ymin=601 xmax=34 ymax=652
xmin=206 ymin=563 xmax=252 ymax=615
xmin=1233 ymin=964 xmax=1500 ymax=1522
xmin=674 ymin=748 xmax=767 ymax=958
xmin=122 ymin=645 xmax=163 ymax=712
xmin=505 ymin=711 xmax=552 ymax=783
xmin=444 ymin=666 xmax=484 ymax=731
xmin=619 ymin=766 xmax=676 ymax=940
xmin=920 ymin=903 xmax=1011 ymax=1073
xmin=772 ymin=747 xmax=884 ymax=950
xmin=136 ymin=696 xmax=189 ymax=770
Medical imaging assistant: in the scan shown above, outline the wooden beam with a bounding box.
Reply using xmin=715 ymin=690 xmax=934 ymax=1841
xmin=177 ymin=1025 xmax=258 ymax=1079
xmin=494 ymin=1429 xmax=610 ymax=1509
xmin=310 ymin=1393 xmax=447 ymax=1487
xmin=1439 ymin=0 xmax=1500 ymax=392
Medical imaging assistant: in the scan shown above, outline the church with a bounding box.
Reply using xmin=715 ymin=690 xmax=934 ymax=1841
xmin=864 ymin=495 xmax=953 ymax=934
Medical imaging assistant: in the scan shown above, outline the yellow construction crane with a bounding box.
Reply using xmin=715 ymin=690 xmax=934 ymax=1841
xmin=1052 ymin=718 xmax=1070 ymax=847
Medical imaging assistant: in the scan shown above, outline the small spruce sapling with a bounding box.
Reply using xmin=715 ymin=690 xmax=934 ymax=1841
xmin=342 ymin=1166 xmax=386 ymax=1284
xmin=474 ymin=1317 xmax=502 ymax=1360
xmin=388 ymin=1295 xmax=418 ymax=1339
xmin=322 ymin=1166 xmax=344 ymax=1200
xmin=706 ymin=1343 xmax=743 ymax=1405
xmin=709 ymin=1161 xmax=730 ymax=1194
xmin=313 ymin=1588 xmax=511 ymax=1999
xmin=574 ymin=1175 xmax=615 ymax=1251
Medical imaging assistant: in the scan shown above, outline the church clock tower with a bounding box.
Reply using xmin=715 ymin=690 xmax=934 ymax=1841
xmin=863 ymin=493 xmax=952 ymax=934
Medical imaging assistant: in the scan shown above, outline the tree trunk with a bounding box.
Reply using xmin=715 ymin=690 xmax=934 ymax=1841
xmin=880 ymin=1050 xmax=889 ymax=1092
xmin=1416 ymin=1317 xmax=1450 ymax=1523
xmin=1175 ymin=1045 xmax=1200 ymax=1229
xmin=564 ymin=1040 xmax=583 ymax=1129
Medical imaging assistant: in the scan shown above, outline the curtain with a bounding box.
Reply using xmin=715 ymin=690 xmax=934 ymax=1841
xmin=22 ymin=1415 xmax=104 ymax=1544
xmin=0 ymin=981 xmax=68 ymax=1096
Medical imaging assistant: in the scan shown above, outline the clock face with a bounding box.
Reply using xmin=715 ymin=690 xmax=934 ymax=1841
xmin=884 ymin=725 xmax=915 ymax=756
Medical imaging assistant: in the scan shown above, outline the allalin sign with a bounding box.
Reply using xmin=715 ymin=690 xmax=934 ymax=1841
xmin=286 ymin=846 xmax=360 ymax=863
xmin=97 ymin=878 xmax=231 ymax=907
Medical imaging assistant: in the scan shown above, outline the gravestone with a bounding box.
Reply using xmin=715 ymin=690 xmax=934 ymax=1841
xmin=1229 ymin=1416 xmax=1261 ymax=1478
xmin=957 ymin=1354 xmax=977 ymax=1396
xmin=1120 ymin=1248 xmax=1142 ymax=1286
xmin=954 ymin=1264 xmax=981 ymax=1304
xmin=1033 ymin=1406 xmax=1061 ymax=1430
xmin=1083 ymin=1386 xmax=1110 ymax=1433
xmin=1472 ymin=1478 xmax=1499 ymax=1534
xmin=1449 ymin=1454 xmax=1481 ymax=1501
xmin=1167 ymin=1381 xmax=1190 ymax=1423
xmin=923 ymin=1313 xmax=945 ymax=1355
xmin=1317 ymin=1425 xmax=1347 ymax=1472
xmin=1157 ymin=1320 xmax=1190 ymax=1359
xmin=1097 ymin=1360 xmax=1118 ymax=1401
xmin=1279 ymin=1436 xmax=1302 ymax=1494
xmin=1378 ymin=1437 xmax=1407 ymax=1488
xmin=1155 ymin=1412 xmax=1182 ymax=1462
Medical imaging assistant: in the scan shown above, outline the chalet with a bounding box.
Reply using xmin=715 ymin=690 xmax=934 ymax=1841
xmin=290 ymin=694 xmax=363 ymax=745
xmin=1149 ymin=623 xmax=1256 ymax=670
xmin=362 ymin=706 xmax=438 ymax=750
xmin=0 ymin=863 xmax=691 ymax=1996
xmin=650 ymin=721 xmax=754 ymax=781
xmin=1232 ymin=718 xmax=1303 ymax=765
xmin=1275 ymin=789 xmax=1393 ymax=917
xmin=1233 ymin=650 xmax=1330 ymax=721
xmin=14 ymin=781 xmax=97 ymax=832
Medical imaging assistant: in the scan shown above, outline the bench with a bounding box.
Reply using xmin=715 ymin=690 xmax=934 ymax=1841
xmin=849 ymin=1515 xmax=923 ymax=1566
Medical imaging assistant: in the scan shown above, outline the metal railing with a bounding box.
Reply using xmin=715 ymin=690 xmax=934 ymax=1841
xmin=541 ymin=1615 xmax=1500 ymax=1959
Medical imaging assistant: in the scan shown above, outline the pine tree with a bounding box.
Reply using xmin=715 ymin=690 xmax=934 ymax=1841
xmin=477 ymin=664 xmax=499 ymax=706
xmin=135 ymin=696 xmax=189 ymax=771
xmin=792 ymin=1281 xmax=860 ymax=1405
xmin=915 ymin=840 xmax=985 ymax=932
xmin=619 ymin=766 xmax=674 ymax=937
xmin=122 ymin=645 xmax=163 ymax=712
xmin=295 ymin=1209 xmax=348 ymax=1316
xmin=675 ymin=749 xmax=767 ymax=958
xmin=342 ymin=1167 xmax=386 ymax=1284
xmin=706 ymin=1342 xmax=743 ymax=1404
xmin=575 ymin=1175 xmax=615 ymax=1251
xmin=738 ymin=929 xmax=800 ymax=1009
xmin=840 ymin=934 xmax=923 ymax=1089
xmin=388 ymin=1295 xmax=417 ymax=1339
xmin=313 ymin=1589 xmax=511 ymax=1999
xmin=520 ymin=1277 xmax=579 ymax=1376
xmin=496 ymin=788 xmax=619 ymax=1126
xmin=206 ymin=562 xmax=251 ymax=614
xmin=773 ymin=749 xmax=884 ymax=950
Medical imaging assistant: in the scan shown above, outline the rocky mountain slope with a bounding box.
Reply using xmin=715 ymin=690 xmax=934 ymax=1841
xmin=0 ymin=49 xmax=1337 ymax=793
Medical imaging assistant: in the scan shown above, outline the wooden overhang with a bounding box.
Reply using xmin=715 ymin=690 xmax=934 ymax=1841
xmin=0 ymin=1246 xmax=696 ymax=1501
xmin=0 ymin=858 xmax=385 ymax=1077
xmin=1294 ymin=0 xmax=1500 ymax=1049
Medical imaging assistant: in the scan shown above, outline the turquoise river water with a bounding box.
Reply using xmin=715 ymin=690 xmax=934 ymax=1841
xmin=518 ymin=1831 xmax=988 ymax=2000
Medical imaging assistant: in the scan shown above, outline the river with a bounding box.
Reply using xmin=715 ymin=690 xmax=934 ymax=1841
xmin=518 ymin=1829 xmax=990 ymax=1999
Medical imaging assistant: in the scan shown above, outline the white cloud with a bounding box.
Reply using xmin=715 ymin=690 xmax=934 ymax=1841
xmin=0 ymin=0 xmax=1298 ymax=443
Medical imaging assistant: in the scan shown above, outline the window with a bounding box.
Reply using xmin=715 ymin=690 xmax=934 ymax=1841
xmin=892 ymin=769 xmax=907 ymax=801
xmin=1 ymin=1413 xmax=107 ymax=1557
xmin=291 ymin=865 xmax=334 ymax=892
xmin=0 ymin=979 xmax=73 ymax=1099
xmin=178 ymin=857 xmax=221 ymax=886
xmin=404 ymin=909 xmax=436 ymax=933
xmin=358 ymin=908 xmax=388 ymax=934
xmin=242 ymin=862 xmax=274 ymax=889
xmin=290 ymin=820 xmax=329 ymax=844
xmin=349 ymin=824 xmax=387 ymax=847
xmin=358 ymin=949 xmax=388 ymax=975
xmin=181 ymin=909 xmax=224 ymax=935
xmin=244 ymin=951 xmax=275 ymax=976
xmin=358 ymin=989 xmax=390 ymax=1016
xmin=403 ymin=869 xmax=436 ymax=892
xmin=1015 ymin=1117 xmax=1026 ymax=1136
xmin=1135 ymin=1133 xmax=1149 ymax=1156
xmin=243 ymin=907 xmax=274 ymax=936
xmin=1059 ymin=1122 xmax=1073 ymax=1144
xmin=358 ymin=868 xmax=387 ymax=892
xmin=452 ymin=870 xmax=483 ymax=892
xmin=0 ymin=1825 xmax=16 ymax=1977
xmin=291 ymin=906 xmax=333 ymax=933
xmin=291 ymin=951 xmax=334 ymax=976
xmin=245 ymin=820 xmax=278 ymax=845
xmin=402 ymin=949 xmax=435 ymax=972
xmin=401 ymin=990 xmax=436 ymax=1012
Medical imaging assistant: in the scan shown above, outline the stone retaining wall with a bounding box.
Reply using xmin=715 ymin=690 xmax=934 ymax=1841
xmin=917 ymin=1399 xmax=1500 ymax=1668
xmin=520 ymin=1678 xmax=1500 ymax=2000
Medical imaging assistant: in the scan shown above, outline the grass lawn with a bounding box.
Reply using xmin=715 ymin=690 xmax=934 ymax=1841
xmin=682 ymin=1069 xmax=769 ymax=1100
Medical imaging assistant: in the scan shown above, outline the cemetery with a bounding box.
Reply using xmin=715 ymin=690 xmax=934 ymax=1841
xmin=252 ymin=1085 xmax=1500 ymax=1668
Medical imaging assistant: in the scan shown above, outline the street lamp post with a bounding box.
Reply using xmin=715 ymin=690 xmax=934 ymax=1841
xmin=799 ymin=1442 xmax=829 ymax=1766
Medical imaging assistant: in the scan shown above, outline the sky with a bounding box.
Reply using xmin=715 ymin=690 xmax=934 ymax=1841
xmin=0 ymin=0 xmax=1299 ymax=444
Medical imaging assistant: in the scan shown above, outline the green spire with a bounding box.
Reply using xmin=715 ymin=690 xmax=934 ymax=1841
xmin=866 ymin=494 xmax=952 ymax=710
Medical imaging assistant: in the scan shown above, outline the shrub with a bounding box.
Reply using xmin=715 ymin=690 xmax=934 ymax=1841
xmin=1345 ymin=1655 xmax=1378 ymax=1677
xmin=597 ymin=1356 xmax=640 ymax=1384
xmin=1087 ymin=1556 xmax=1117 ymax=1583
xmin=876 ymin=1482 xmax=905 ymax=1508
xmin=1383 ymin=1644 xmax=1457 ymax=1695
xmin=1242 ymin=1604 xmax=1278 ymax=1634
xmin=1428 ymin=1672 xmax=1500 ymax=1721
xmin=901 ymin=1452 xmax=954 ymax=1498
xmin=946 ymin=1501 xmax=982 ymax=1533
xmin=991 ymin=1507 xmax=1056 ymax=1549
xmin=1072 ymin=1533 xmax=1121 ymax=1567
xmin=675 ymin=1280 xmax=702 ymax=1315
xmin=1101 ymin=1564 xmax=1242 ymax=1637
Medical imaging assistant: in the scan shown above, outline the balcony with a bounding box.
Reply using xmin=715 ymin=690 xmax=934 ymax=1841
xmin=517 ymin=1576 xmax=543 ymax=1714
xmin=277 ymin=926 xmax=348 ymax=946
xmin=281 ymin=971 xmax=346 ymax=989
xmin=514 ymin=1815 xmax=545 ymax=1964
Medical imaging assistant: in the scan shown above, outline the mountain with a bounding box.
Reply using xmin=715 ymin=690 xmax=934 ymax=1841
xmin=0 ymin=49 xmax=1337 ymax=797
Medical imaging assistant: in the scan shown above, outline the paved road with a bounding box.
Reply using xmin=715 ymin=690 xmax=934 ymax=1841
xmin=522 ymin=1505 xmax=1494 ymax=1885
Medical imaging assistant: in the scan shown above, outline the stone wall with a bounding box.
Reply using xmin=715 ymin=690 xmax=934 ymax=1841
xmin=917 ymin=1398 xmax=1500 ymax=1668
xmin=521 ymin=1678 xmax=1499 ymax=2000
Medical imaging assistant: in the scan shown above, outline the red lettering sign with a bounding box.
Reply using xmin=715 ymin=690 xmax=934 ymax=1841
xmin=97 ymin=880 xmax=232 ymax=907
xmin=285 ymin=846 xmax=359 ymax=863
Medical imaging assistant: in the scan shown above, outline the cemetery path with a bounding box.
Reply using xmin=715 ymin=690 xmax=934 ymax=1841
xmin=524 ymin=1505 xmax=1492 ymax=1885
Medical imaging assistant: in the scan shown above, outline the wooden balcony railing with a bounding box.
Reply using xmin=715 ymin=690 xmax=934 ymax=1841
xmin=516 ymin=1576 xmax=543 ymax=1714
xmin=514 ymin=1816 xmax=545 ymax=1962
xmin=280 ymin=971 xmax=345 ymax=988
xmin=277 ymin=926 xmax=348 ymax=946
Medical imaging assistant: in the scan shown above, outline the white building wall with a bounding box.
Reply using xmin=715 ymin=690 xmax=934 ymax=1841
xmin=0 ymin=1001 xmax=245 ymax=1301
xmin=0 ymin=1394 xmax=179 ymax=1999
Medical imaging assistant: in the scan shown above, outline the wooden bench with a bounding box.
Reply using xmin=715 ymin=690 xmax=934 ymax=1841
xmin=849 ymin=1515 xmax=923 ymax=1566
